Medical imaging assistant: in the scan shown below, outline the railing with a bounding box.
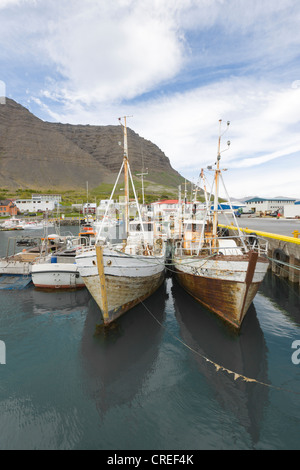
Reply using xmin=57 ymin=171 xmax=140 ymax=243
xmin=174 ymin=234 xmax=268 ymax=257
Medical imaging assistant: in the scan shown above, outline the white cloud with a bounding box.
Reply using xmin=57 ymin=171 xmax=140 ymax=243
xmin=43 ymin=75 xmax=300 ymax=197
xmin=0 ymin=0 xmax=21 ymax=8
xmin=42 ymin=0 xmax=185 ymax=104
xmin=2 ymin=0 xmax=300 ymax=198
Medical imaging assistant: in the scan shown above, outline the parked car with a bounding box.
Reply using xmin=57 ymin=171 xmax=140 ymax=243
xmin=270 ymin=210 xmax=281 ymax=217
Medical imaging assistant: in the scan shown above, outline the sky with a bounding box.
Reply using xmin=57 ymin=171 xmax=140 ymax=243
xmin=0 ymin=0 xmax=300 ymax=199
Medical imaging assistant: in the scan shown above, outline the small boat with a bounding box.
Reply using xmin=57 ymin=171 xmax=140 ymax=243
xmin=22 ymin=220 xmax=54 ymax=230
xmin=31 ymin=230 xmax=95 ymax=290
xmin=0 ymin=233 xmax=68 ymax=276
xmin=172 ymin=120 xmax=269 ymax=329
xmin=77 ymin=224 xmax=97 ymax=246
xmin=75 ymin=116 xmax=166 ymax=325
xmin=0 ymin=217 xmax=24 ymax=230
xmin=31 ymin=250 xmax=85 ymax=289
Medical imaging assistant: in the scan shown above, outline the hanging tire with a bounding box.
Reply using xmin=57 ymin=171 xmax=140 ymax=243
xmin=218 ymin=227 xmax=229 ymax=237
xmin=273 ymin=248 xmax=288 ymax=263
xmin=248 ymin=232 xmax=258 ymax=247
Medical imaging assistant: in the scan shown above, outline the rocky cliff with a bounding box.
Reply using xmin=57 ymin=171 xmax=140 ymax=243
xmin=0 ymin=98 xmax=183 ymax=191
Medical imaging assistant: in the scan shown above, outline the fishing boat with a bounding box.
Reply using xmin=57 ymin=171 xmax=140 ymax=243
xmin=31 ymin=244 xmax=84 ymax=290
xmin=173 ymin=120 xmax=269 ymax=329
xmin=0 ymin=217 xmax=24 ymax=230
xmin=22 ymin=220 xmax=54 ymax=230
xmin=0 ymin=233 xmax=68 ymax=277
xmin=75 ymin=116 xmax=166 ymax=325
xmin=31 ymin=229 xmax=96 ymax=290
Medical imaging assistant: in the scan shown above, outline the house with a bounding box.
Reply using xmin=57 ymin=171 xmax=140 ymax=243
xmin=83 ymin=202 xmax=97 ymax=215
xmin=152 ymin=200 xmax=180 ymax=217
xmin=0 ymin=200 xmax=18 ymax=216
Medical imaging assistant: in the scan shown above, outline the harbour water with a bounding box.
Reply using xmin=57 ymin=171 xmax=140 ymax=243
xmin=0 ymin=226 xmax=300 ymax=450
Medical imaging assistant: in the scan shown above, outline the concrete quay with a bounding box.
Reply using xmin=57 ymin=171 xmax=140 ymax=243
xmin=219 ymin=216 xmax=300 ymax=285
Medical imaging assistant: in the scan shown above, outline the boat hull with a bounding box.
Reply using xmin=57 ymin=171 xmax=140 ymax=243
xmin=76 ymin=246 xmax=166 ymax=323
xmin=81 ymin=270 xmax=164 ymax=323
xmin=174 ymin=251 xmax=269 ymax=329
xmin=31 ymin=263 xmax=85 ymax=289
xmin=0 ymin=252 xmax=43 ymax=275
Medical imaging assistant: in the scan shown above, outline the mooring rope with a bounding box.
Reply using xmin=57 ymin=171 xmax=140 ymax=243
xmin=268 ymin=255 xmax=300 ymax=271
xmin=139 ymin=297 xmax=300 ymax=396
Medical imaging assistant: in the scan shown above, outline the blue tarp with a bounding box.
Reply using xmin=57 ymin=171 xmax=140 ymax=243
xmin=0 ymin=275 xmax=32 ymax=290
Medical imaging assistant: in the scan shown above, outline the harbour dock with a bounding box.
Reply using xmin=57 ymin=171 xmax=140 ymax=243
xmin=219 ymin=221 xmax=300 ymax=285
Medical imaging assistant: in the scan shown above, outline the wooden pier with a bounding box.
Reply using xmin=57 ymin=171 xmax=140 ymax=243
xmin=219 ymin=224 xmax=300 ymax=285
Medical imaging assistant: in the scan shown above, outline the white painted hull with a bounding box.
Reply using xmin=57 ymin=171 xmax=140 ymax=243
xmin=31 ymin=263 xmax=85 ymax=289
xmin=76 ymin=246 xmax=165 ymax=278
xmin=76 ymin=246 xmax=166 ymax=323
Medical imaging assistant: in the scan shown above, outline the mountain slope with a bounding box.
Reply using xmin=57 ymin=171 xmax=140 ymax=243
xmin=0 ymin=98 xmax=184 ymax=192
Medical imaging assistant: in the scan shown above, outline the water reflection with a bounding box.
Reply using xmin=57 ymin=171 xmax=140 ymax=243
xmin=30 ymin=287 xmax=92 ymax=315
xmin=80 ymin=282 xmax=167 ymax=416
xmin=172 ymin=278 xmax=269 ymax=444
xmin=259 ymin=271 xmax=300 ymax=327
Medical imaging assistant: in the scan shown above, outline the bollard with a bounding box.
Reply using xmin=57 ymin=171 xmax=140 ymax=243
xmin=292 ymin=230 xmax=299 ymax=238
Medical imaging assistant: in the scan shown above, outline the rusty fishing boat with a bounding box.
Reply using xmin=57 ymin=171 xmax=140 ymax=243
xmin=75 ymin=116 xmax=166 ymax=325
xmin=173 ymin=120 xmax=269 ymax=329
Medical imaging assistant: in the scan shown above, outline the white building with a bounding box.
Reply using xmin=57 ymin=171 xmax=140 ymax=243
xmin=284 ymin=201 xmax=300 ymax=218
xmin=15 ymin=194 xmax=61 ymax=213
xmin=244 ymin=197 xmax=296 ymax=214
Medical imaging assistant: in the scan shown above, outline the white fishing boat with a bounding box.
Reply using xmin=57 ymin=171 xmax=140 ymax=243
xmin=0 ymin=233 xmax=68 ymax=276
xmin=75 ymin=116 xmax=166 ymax=325
xmin=22 ymin=220 xmax=55 ymax=230
xmin=0 ymin=217 xmax=24 ymax=230
xmin=173 ymin=120 xmax=269 ymax=329
xmin=31 ymin=229 xmax=96 ymax=289
xmin=31 ymin=247 xmax=85 ymax=289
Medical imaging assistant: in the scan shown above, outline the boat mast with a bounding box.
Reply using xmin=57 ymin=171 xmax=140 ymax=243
xmin=212 ymin=119 xmax=230 ymax=242
xmin=212 ymin=120 xmax=222 ymax=240
xmin=119 ymin=116 xmax=130 ymax=236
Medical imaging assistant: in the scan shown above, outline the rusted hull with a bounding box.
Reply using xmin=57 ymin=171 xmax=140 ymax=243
xmin=174 ymin=252 xmax=269 ymax=329
xmin=81 ymin=271 xmax=165 ymax=323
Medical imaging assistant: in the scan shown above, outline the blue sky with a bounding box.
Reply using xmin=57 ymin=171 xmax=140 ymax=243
xmin=1 ymin=0 xmax=300 ymax=199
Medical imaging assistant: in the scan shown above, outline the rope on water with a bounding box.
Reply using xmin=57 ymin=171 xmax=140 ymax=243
xmin=139 ymin=297 xmax=300 ymax=396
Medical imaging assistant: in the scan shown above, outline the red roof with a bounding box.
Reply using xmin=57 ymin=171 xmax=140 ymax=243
xmin=153 ymin=199 xmax=192 ymax=205
xmin=154 ymin=200 xmax=179 ymax=205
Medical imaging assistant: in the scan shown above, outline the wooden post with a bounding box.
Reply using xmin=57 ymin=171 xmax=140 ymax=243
xmin=95 ymin=244 xmax=109 ymax=323
xmin=289 ymin=255 xmax=299 ymax=284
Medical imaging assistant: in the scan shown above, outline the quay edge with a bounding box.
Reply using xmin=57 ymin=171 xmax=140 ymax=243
xmin=219 ymin=224 xmax=300 ymax=285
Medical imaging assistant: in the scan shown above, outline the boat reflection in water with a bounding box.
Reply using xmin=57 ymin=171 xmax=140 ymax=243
xmin=259 ymin=271 xmax=300 ymax=327
xmin=172 ymin=278 xmax=269 ymax=444
xmin=31 ymin=286 xmax=91 ymax=315
xmin=80 ymin=282 xmax=167 ymax=416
